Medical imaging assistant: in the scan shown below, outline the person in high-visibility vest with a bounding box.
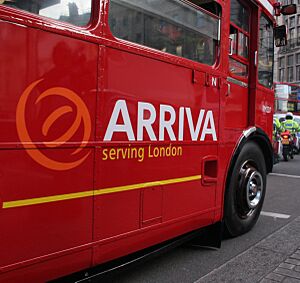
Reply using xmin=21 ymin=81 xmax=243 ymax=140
xmin=273 ymin=117 xmax=283 ymax=163
xmin=281 ymin=112 xmax=300 ymax=134
xmin=281 ymin=112 xmax=300 ymax=155
xmin=273 ymin=117 xmax=282 ymax=137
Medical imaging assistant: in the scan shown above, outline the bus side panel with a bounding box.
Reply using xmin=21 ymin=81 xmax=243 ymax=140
xmin=256 ymin=86 xmax=274 ymax=139
xmin=92 ymin=210 xmax=215 ymax=265
xmin=0 ymin=250 xmax=91 ymax=283
xmin=92 ymin=46 xmax=219 ymax=263
xmin=0 ymin=20 xmax=97 ymax=280
xmin=224 ymin=82 xmax=249 ymax=129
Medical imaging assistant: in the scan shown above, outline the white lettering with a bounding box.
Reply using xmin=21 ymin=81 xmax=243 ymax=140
xmin=159 ymin=105 xmax=176 ymax=141
xmin=137 ymin=102 xmax=157 ymax=141
xmin=200 ymin=110 xmax=217 ymax=141
xmin=212 ymin=77 xmax=217 ymax=87
xmin=186 ymin=108 xmax=205 ymax=141
xmin=178 ymin=107 xmax=185 ymax=141
xmin=104 ymin=100 xmax=135 ymax=141
xmin=104 ymin=100 xmax=218 ymax=142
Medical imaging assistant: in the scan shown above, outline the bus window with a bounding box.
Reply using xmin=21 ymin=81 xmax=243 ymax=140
xmin=229 ymin=0 xmax=249 ymax=78
xmin=230 ymin=0 xmax=249 ymax=32
xmin=189 ymin=0 xmax=222 ymax=16
xmin=108 ymin=0 xmax=220 ymax=65
xmin=258 ymin=14 xmax=274 ymax=89
xmin=229 ymin=57 xmax=248 ymax=77
xmin=238 ymin=31 xmax=248 ymax=58
xmin=0 ymin=0 xmax=92 ymax=26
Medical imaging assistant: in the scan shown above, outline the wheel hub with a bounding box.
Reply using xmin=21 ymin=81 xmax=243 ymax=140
xmin=246 ymin=171 xmax=263 ymax=209
xmin=237 ymin=161 xmax=264 ymax=217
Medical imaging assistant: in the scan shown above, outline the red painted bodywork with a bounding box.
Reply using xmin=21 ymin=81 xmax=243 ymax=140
xmin=0 ymin=0 xmax=275 ymax=281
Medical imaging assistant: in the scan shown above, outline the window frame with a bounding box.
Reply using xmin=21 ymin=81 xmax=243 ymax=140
xmin=228 ymin=0 xmax=250 ymax=81
xmin=287 ymin=55 xmax=294 ymax=66
xmin=229 ymin=22 xmax=250 ymax=64
xmin=296 ymin=66 xmax=300 ymax=81
xmin=279 ymin=56 xmax=285 ymax=68
xmin=290 ymin=16 xmax=295 ymax=27
xmin=296 ymin=53 xmax=300 ymax=65
xmin=107 ymin=0 xmax=222 ymax=67
xmin=257 ymin=12 xmax=274 ymax=89
xmin=279 ymin=68 xmax=285 ymax=82
xmin=288 ymin=66 xmax=294 ymax=82
xmin=0 ymin=0 xmax=94 ymax=28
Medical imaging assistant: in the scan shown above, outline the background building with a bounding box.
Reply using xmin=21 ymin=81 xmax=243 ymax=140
xmin=273 ymin=1 xmax=300 ymax=114
xmin=275 ymin=0 xmax=300 ymax=85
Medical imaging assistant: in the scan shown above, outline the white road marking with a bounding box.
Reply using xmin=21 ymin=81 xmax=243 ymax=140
xmin=269 ymin=173 xmax=300 ymax=179
xmin=261 ymin=211 xmax=291 ymax=219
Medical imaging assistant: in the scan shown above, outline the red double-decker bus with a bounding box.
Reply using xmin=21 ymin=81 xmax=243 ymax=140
xmin=0 ymin=0 xmax=294 ymax=282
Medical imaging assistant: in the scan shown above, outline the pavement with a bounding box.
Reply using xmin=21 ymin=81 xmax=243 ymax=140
xmin=195 ymin=216 xmax=300 ymax=283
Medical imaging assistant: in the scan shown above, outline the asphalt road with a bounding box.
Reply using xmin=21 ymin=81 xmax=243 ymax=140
xmin=105 ymin=155 xmax=300 ymax=283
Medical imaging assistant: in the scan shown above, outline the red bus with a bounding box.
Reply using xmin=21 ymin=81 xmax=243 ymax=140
xmin=0 ymin=0 xmax=293 ymax=282
xmin=275 ymin=82 xmax=300 ymax=115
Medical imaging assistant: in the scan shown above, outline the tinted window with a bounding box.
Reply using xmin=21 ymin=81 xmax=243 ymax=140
xmin=230 ymin=0 xmax=249 ymax=31
xmin=258 ymin=14 xmax=274 ymax=88
xmin=1 ymin=0 xmax=91 ymax=26
xmin=108 ymin=0 xmax=220 ymax=65
xmin=229 ymin=57 xmax=248 ymax=77
xmin=229 ymin=0 xmax=249 ymax=78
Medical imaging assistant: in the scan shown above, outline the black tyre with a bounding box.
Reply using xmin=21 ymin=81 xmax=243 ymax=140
xmin=224 ymin=141 xmax=266 ymax=237
xmin=282 ymin=145 xmax=289 ymax=161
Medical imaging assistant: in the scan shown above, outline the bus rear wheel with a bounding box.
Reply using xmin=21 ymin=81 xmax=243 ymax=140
xmin=224 ymin=141 xmax=266 ymax=237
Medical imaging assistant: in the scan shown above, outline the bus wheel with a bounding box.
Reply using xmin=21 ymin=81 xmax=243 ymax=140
xmin=224 ymin=141 xmax=266 ymax=237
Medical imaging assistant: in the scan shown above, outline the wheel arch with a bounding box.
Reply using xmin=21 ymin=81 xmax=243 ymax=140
xmin=222 ymin=127 xmax=272 ymax=236
xmin=248 ymin=128 xmax=273 ymax=174
xmin=224 ymin=127 xmax=273 ymax=206
xmin=226 ymin=127 xmax=273 ymax=184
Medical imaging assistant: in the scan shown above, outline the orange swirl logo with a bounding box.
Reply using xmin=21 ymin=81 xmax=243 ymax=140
xmin=16 ymin=79 xmax=91 ymax=171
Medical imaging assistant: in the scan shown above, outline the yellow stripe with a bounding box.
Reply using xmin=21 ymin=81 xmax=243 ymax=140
xmin=2 ymin=191 xmax=94 ymax=209
xmin=2 ymin=175 xmax=201 ymax=209
xmin=94 ymin=175 xmax=202 ymax=195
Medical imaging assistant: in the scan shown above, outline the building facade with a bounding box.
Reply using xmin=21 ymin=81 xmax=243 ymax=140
xmin=275 ymin=0 xmax=300 ymax=85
